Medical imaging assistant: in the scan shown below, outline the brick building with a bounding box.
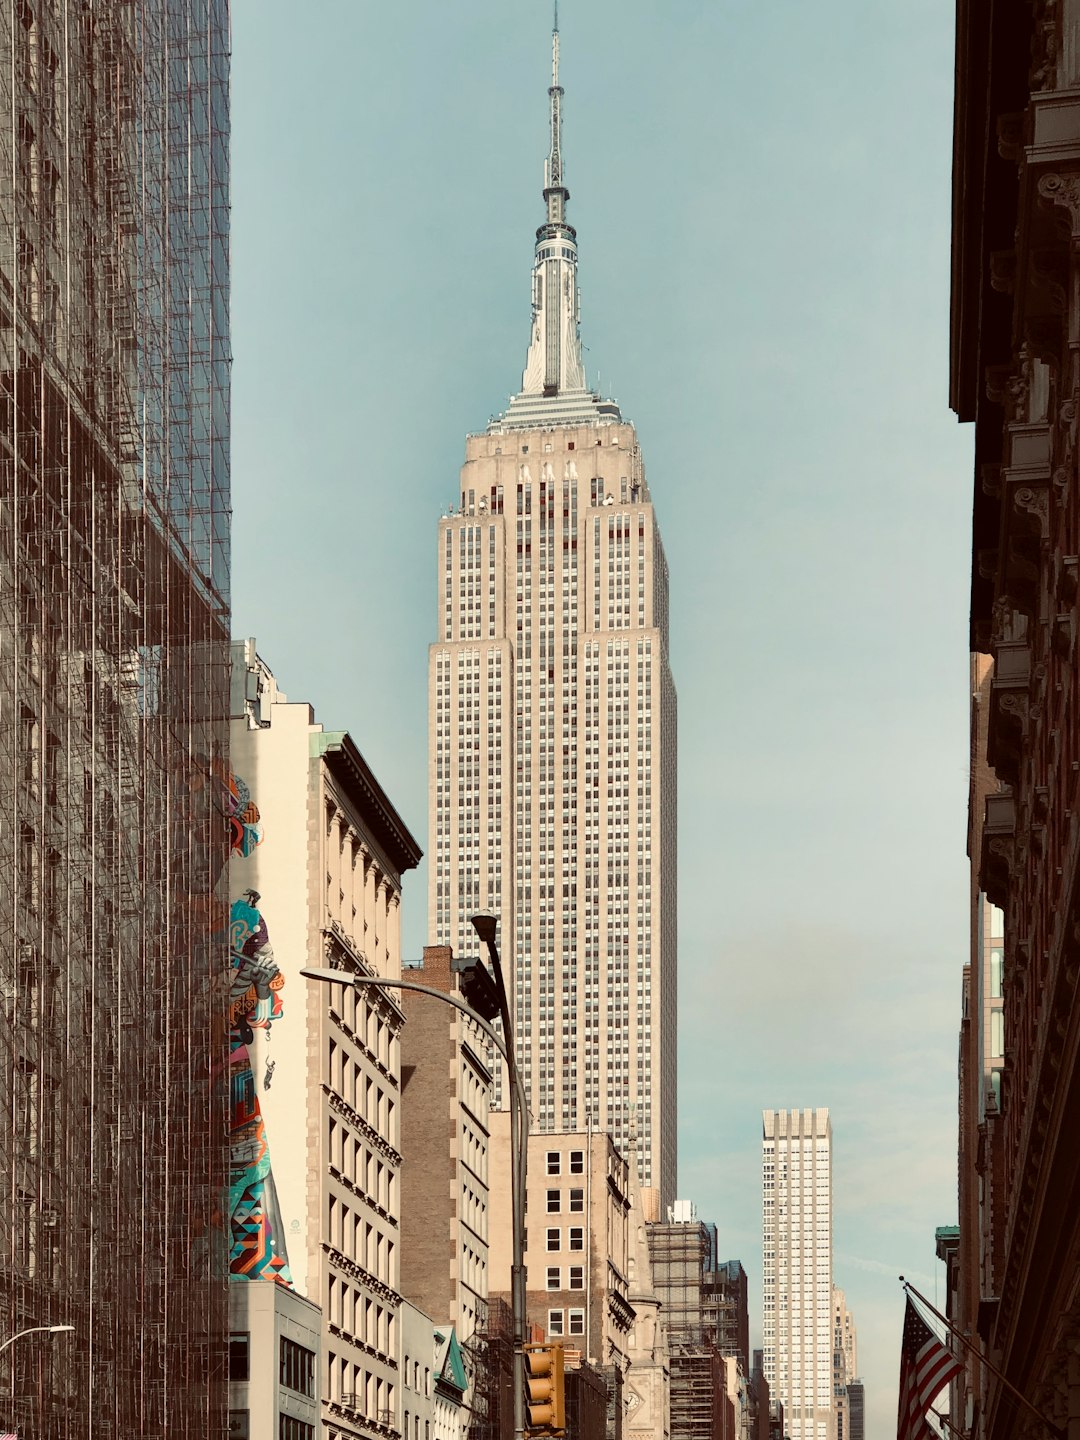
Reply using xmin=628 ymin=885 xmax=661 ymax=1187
xmin=399 ymin=944 xmax=493 ymax=1344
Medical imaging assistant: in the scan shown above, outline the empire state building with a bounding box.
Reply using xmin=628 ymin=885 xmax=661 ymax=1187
xmin=428 ymin=13 xmax=677 ymax=1207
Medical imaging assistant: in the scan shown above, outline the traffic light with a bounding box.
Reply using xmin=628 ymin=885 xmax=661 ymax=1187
xmin=523 ymin=1343 xmax=565 ymax=1436
xmin=453 ymin=956 xmax=503 ymax=1023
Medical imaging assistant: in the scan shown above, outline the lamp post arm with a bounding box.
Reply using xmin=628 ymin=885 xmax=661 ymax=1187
xmin=0 ymin=1325 xmax=73 ymax=1357
xmin=300 ymin=967 xmax=513 ymax=1069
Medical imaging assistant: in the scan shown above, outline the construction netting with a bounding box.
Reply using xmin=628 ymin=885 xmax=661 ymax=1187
xmin=0 ymin=0 xmax=230 ymax=1434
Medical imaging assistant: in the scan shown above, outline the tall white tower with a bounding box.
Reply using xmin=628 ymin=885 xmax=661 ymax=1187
xmin=427 ymin=11 xmax=678 ymax=1208
xmin=762 ymin=1108 xmax=835 ymax=1440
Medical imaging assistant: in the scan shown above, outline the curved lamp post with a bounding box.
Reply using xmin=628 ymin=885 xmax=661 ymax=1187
xmin=302 ymin=910 xmax=527 ymax=1440
xmin=0 ymin=1325 xmax=74 ymax=1359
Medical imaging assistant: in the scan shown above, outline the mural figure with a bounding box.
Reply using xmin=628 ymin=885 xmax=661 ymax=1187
xmin=227 ymin=774 xmax=293 ymax=1286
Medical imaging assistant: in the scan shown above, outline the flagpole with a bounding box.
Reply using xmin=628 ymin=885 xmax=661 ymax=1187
xmin=900 ymin=1278 xmax=1066 ymax=1440
xmin=932 ymin=1407 xmax=970 ymax=1440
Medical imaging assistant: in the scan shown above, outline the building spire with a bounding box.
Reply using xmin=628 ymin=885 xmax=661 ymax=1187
xmin=489 ymin=5 xmax=622 ymax=431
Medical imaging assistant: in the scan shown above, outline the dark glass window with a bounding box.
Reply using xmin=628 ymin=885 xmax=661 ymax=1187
xmin=229 ymin=1334 xmax=249 ymax=1382
xmin=280 ymin=1337 xmax=315 ymax=1397
xmin=280 ymin=1419 xmax=314 ymax=1440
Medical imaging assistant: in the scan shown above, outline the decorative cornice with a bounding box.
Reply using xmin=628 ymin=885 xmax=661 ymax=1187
xmin=1037 ymin=171 xmax=1080 ymax=236
xmin=325 ymin=1086 xmax=403 ymax=1168
xmin=323 ymin=1239 xmax=403 ymax=1310
xmin=316 ymin=732 xmax=423 ymax=879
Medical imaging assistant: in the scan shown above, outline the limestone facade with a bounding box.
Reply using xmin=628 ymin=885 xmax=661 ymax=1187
xmin=230 ymin=641 xmax=421 ymax=1440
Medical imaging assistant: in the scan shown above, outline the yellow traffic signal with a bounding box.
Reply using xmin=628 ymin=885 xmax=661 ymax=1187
xmin=523 ymin=1343 xmax=566 ymax=1436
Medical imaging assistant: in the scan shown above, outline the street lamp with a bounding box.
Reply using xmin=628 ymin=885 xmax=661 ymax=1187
xmin=302 ymin=914 xmax=528 ymax=1440
xmin=0 ymin=1326 xmax=74 ymax=1358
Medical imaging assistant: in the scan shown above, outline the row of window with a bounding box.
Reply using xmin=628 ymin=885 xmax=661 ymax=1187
xmin=228 ymin=1334 xmax=315 ymax=1399
xmin=229 ymin=1415 xmax=312 ymax=1440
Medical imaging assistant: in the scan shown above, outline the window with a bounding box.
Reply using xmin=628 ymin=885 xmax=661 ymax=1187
xmin=546 ymin=1228 xmax=560 ymax=1251
xmin=548 ymin=1309 xmax=565 ymax=1335
xmin=546 ymin=1267 xmax=560 ymax=1289
xmin=280 ymin=1338 xmax=315 ymax=1398
xmin=990 ymin=1010 xmax=1005 ymax=1058
xmin=229 ymin=1414 xmax=250 ymax=1440
xmin=546 ymin=1151 xmax=561 ymax=1175
xmin=990 ymin=947 xmax=1004 ymax=999
xmin=568 ymin=1309 xmax=585 ymax=1335
xmin=279 ymin=1422 xmax=314 ymax=1440
xmin=546 ymin=1190 xmax=560 ymax=1213
xmin=569 ymin=1228 xmax=584 ymax=1251
xmin=569 ymin=1266 xmax=584 ymax=1290
xmin=569 ymin=1150 xmax=584 ymax=1174
xmin=229 ymin=1334 xmax=250 ymax=1383
xmin=569 ymin=1189 xmax=584 ymax=1213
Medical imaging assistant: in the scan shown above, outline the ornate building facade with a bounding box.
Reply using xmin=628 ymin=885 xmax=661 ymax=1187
xmin=229 ymin=643 xmax=422 ymax=1440
xmin=952 ymin=2 xmax=1080 ymax=1433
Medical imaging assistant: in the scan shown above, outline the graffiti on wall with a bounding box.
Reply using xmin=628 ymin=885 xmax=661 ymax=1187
xmin=227 ymin=772 xmax=293 ymax=1286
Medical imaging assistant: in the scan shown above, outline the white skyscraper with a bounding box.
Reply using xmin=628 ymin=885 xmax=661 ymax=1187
xmin=427 ymin=12 xmax=677 ymax=1207
xmin=762 ymin=1108 xmax=835 ymax=1440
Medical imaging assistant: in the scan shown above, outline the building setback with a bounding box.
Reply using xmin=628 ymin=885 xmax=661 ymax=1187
xmin=427 ymin=8 xmax=677 ymax=1210
xmin=229 ymin=643 xmax=422 ymax=1440
xmin=761 ymin=1109 xmax=834 ymax=1440
xmin=0 ymin=1 xmax=231 ymax=1432
xmin=950 ymin=2 xmax=1080 ymax=1434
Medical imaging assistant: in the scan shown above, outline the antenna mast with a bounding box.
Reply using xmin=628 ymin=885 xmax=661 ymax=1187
xmin=546 ymin=2 xmax=563 ymax=190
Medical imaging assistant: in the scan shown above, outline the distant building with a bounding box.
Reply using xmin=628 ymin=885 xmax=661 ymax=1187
xmin=400 ymin=1303 xmax=469 ymax=1440
xmin=707 ymin=1261 xmax=750 ymax=1376
xmin=400 ymin=944 xmax=493 ymax=1343
xmin=229 ymin=642 xmax=422 ymax=1438
xmin=489 ymin=1121 xmax=634 ymax=1369
xmin=749 ymin=1352 xmax=772 ymax=1440
xmin=846 ymin=1381 xmax=863 ymax=1440
xmin=762 ymin=1110 xmax=834 ymax=1440
xmin=647 ymin=1201 xmax=745 ymax=1440
xmin=830 ymin=1290 xmax=856 ymax=1440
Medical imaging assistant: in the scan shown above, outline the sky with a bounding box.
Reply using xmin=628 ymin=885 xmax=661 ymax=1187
xmin=230 ymin=3 xmax=974 ymax=1436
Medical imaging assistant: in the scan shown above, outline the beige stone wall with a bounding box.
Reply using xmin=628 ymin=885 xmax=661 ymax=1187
xmin=488 ymin=1118 xmax=631 ymax=1368
xmin=231 ymin=646 xmax=419 ymax=1437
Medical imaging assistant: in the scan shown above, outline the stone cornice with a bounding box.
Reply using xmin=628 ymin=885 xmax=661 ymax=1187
xmin=325 ymin=1087 xmax=403 ymax=1169
xmin=323 ymin=1240 xmax=403 ymax=1310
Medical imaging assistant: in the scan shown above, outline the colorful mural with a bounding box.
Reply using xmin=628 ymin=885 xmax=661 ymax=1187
xmin=227 ymin=775 xmax=293 ymax=1286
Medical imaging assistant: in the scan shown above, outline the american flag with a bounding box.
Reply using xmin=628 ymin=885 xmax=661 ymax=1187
xmin=897 ymin=1297 xmax=963 ymax=1440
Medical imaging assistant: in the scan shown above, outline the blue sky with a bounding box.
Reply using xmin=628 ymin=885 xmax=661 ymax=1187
xmin=230 ymin=3 xmax=972 ymax=1434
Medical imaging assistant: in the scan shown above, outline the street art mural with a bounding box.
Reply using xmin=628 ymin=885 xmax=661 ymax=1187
xmin=228 ymin=772 xmax=293 ymax=1286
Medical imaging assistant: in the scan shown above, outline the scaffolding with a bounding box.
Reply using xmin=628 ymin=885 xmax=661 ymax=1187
xmin=647 ymin=1225 xmax=741 ymax=1440
xmin=0 ymin=1 xmax=230 ymax=1436
xmin=462 ymin=1299 xmax=515 ymax=1440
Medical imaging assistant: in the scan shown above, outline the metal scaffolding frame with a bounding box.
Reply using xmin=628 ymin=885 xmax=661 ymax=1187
xmin=0 ymin=1 xmax=230 ymax=1435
